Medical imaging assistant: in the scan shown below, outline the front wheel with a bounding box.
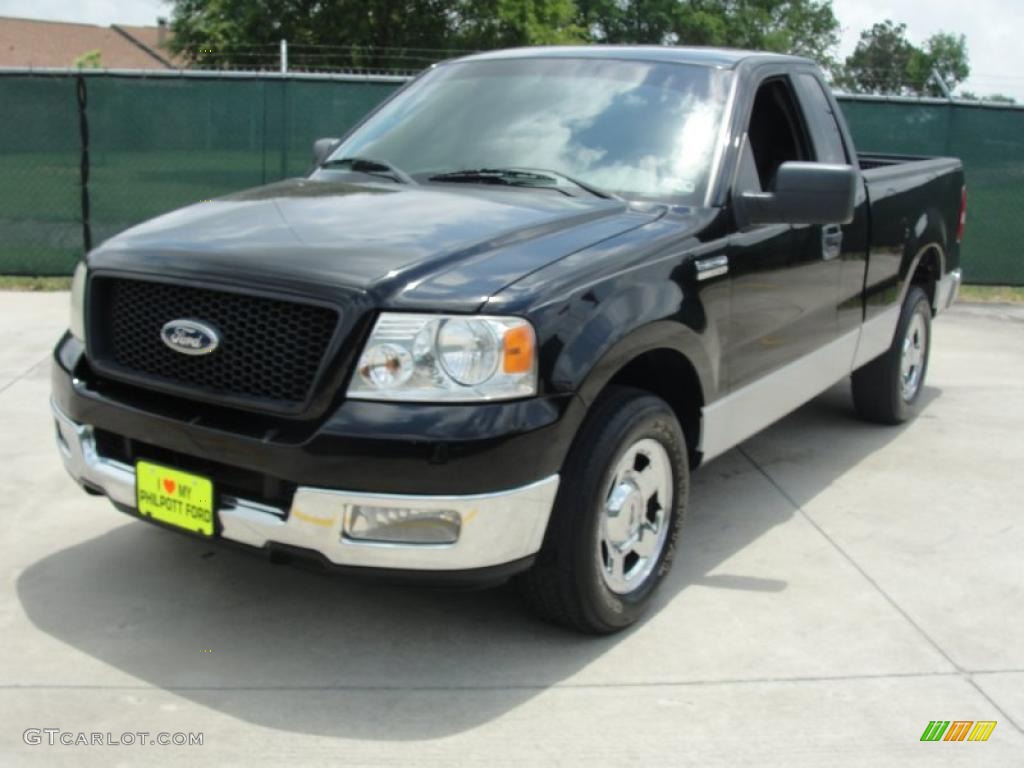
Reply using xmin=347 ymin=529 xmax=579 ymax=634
xmin=852 ymin=285 xmax=932 ymax=424
xmin=516 ymin=387 xmax=688 ymax=634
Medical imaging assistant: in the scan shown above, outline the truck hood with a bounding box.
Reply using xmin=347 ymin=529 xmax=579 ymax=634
xmin=90 ymin=178 xmax=665 ymax=311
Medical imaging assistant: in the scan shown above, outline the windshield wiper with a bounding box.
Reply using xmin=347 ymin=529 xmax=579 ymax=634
xmin=320 ymin=156 xmax=417 ymax=185
xmin=428 ymin=167 xmax=619 ymax=200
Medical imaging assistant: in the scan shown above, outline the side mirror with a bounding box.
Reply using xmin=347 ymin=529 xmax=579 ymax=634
xmin=312 ymin=137 xmax=342 ymax=168
xmin=735 ymin=162 xmax=857 ymax=228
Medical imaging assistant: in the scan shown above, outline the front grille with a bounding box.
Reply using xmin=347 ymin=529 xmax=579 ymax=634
xmin=89 ymin=277 xmax=339 ymax=409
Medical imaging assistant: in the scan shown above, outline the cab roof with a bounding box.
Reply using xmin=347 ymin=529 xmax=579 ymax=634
xmin=455 ymin=45 xmax=815 ymax=70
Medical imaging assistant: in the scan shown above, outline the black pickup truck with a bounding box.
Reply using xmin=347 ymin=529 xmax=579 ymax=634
xmin=52 ymin=46 xmax=965 ymax=633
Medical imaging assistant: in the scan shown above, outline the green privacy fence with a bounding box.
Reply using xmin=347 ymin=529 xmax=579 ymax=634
xmin=0 ymin=75 xmax=83 ymax=275
xmin=1 ymin=70 xmax=1021 ymax=283
xmin=839 ymin=96 xmax=1023 ymax=285
xmin=0 ymin=70 xmax=402 ymax=275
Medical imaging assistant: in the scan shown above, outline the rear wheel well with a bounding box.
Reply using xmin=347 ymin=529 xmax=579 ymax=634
xmin=911 ymin=247 xmax=942 ymax=313
xmin=605 ymin=349 xmax=703 ymax=468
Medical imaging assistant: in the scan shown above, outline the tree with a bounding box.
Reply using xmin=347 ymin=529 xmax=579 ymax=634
xmin=675 ymin=1 xmax=840 ymax=66
xmin=460 ymin=0 xmax=587 ymax=48
xmin=167 ymin=0 xmax=585 ymax=71
xmin=958 ymin=91 xmax=1016 ymax=104
xmin=579 ymin=0 xmax=840 ymax=65
xmin=911 ymin=32 xmax=969 ymax=97
xmin=169 ymin=0 xmax=843 ymax=71
xmin=838 ymin=20 xmax=917 ymax=95
xmin=168 ymin=0 xmax=458 ymax=70
xmin=578 ymin=0 xmax=682 ymax=45
xmin=838 ymin=21 xmax=970 ymax=97
xmin=73 ymin=49 xmax=103 ymax=69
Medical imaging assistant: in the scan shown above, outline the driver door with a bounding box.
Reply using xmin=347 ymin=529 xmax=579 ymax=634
xmin=724 ymin=73 xmax=843 ymax=392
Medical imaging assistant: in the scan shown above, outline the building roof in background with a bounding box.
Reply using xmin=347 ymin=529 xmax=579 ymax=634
xmin=0 ymin=16 xmax=185 ymax=70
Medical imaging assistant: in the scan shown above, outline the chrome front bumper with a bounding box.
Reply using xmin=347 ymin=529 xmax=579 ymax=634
xmin=52 ymin=400 xmax=559 ymax=571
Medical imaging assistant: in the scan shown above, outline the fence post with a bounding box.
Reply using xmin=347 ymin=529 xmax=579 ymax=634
xmin=280 ymin=77 xmax=289 ymax=179
xmin=75 ymin=73 xmax=91 ymax=255
xmin=930 ymin=69 xmax=954 ymax=101
xmin=280 ymin=39 xmax=288 ymax=74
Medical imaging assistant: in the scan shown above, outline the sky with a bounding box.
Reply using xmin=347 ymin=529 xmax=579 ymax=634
xmin=1 ymin=0 xmax=1022 ymax=100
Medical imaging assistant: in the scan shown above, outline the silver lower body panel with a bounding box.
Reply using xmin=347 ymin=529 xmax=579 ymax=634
xmin=936 ymin=267 xmax=962 ymax=314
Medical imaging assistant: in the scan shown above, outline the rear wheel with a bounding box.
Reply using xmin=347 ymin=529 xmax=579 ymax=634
xmin=852 ymin=285 xmax=932 ymax=424
xmin=517 ymin=387 xmax=688 ymax=634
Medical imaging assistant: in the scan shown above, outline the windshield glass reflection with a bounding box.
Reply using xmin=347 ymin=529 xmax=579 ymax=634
xmin=330 ymin=57 xmax=732 ymax=204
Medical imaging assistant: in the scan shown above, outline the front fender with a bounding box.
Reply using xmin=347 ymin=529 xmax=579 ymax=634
xmin=486 ymin=205 xmax=726 ymax=424
xmin=530 ymin=271 xmax=719 ymax=406
xmin=569 ymin=317 xmax=715 ymax=407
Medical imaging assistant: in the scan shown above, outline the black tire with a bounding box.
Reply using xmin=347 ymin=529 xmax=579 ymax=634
xmin=516 ymin=386 xmax=688 ymax=634
xmin=852 ymin=285 xmax=932 ymax=425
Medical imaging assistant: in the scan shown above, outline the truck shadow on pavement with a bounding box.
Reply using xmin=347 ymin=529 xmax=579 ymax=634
xmin=16 ymin=382 xmax=939 ymax=740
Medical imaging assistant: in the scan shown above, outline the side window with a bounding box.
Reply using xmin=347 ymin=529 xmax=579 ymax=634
xmin=743 ymin=77 xmax=813 ymax=191
xmin=796 ymin=73 xmax=848 ymax=165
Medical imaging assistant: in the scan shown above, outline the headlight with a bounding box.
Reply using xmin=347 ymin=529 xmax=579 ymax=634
xmin=348 ymin=313 xmax=537 ymax=402
xmin=69 ymin=261 xmax=87 ymax=341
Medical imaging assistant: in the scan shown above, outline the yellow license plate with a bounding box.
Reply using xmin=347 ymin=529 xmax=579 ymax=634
xmin=136 ymin=461 xmax=214 ymax=537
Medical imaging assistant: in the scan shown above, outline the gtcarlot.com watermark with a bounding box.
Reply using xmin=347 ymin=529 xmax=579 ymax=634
xmin=24 ymin=729 xmax=203 ymax=747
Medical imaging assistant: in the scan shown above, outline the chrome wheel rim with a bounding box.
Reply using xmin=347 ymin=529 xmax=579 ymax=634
xmin=596 ymin=438 xmax=674 ymax=595
xmin=900 ymin=312 xmax=928 ymax=402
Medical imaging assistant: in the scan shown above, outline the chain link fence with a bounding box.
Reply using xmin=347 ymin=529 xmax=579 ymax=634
xmin=1 ymin=70 xmax=1022 ymax=284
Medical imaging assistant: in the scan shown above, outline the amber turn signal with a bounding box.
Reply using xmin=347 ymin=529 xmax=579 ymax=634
xmin=502 ymin=325 xmax=535 ymax=374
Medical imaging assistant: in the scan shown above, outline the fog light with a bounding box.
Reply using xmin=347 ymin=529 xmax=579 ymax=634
xmin=345 ymin=505 xmax=461 ymax=545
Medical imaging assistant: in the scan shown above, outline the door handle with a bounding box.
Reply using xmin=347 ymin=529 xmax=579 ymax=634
xmin=822 ymin=225 xmax=843 ymax=260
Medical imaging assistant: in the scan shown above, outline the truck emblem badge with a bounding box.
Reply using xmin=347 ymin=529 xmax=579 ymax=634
xmin=160 ymin=319 xmax=220 ymax=356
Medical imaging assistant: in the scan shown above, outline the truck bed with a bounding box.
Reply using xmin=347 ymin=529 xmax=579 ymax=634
xmin=857 ymin=152 xmax=961 ymax=175
xmin=855 ymin=151 xmax=964 ymax=327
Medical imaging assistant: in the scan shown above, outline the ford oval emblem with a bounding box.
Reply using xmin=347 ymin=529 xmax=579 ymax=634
xmin=160 ymin=319 xmax=220 ymax=356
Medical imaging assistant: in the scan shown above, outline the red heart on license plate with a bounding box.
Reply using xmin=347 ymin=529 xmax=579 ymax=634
xmin=163 ymin=478 xmax=176 ymax=494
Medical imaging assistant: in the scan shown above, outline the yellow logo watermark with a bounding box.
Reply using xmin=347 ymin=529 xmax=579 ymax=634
xmin=920 ymin=720 xmax=997 ymax=742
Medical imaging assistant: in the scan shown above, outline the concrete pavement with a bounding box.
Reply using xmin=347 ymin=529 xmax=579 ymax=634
xmin=1 ymin=292 xmax=1022 ymax=765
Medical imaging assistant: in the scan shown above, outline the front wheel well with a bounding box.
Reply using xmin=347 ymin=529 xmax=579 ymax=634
xmin=604 ymin=349 xmax=704 ymax=468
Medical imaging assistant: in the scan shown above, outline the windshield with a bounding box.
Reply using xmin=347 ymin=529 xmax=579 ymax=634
xmin=328 ymin=57 xmax=733 ymax=204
